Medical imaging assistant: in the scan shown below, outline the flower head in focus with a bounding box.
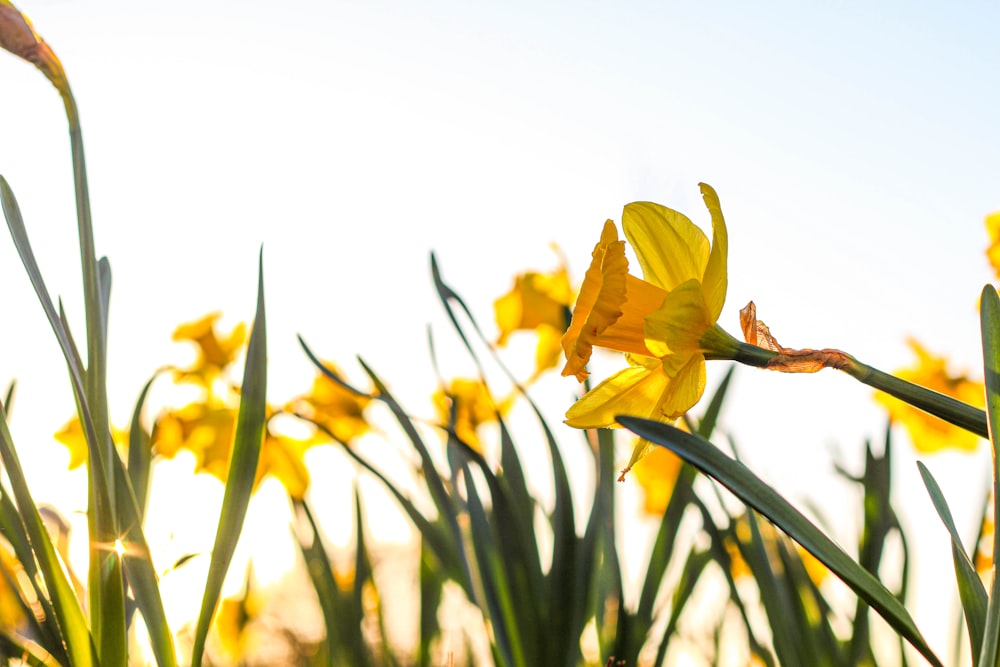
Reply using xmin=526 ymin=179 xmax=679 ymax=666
xmin=561 ymin=183 xmax=739 ymax=476
xmin=432 ymin=378 xmax=500 ymax=453
xmin=494 ymin=248 xmax=574 ymax=381
xmin=874 ymin=339 xmax=985 ymax=453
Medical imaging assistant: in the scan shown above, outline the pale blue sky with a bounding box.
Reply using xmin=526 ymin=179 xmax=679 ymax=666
xmin=0 ymin=1 xmax=996 ymax=660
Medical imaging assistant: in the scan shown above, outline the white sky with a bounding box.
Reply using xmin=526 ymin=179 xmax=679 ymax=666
xmin=0 ymin=0 xmax=997 ymax=662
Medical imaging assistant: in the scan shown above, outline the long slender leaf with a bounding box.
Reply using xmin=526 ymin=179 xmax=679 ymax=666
xmin=190 ymin=253 xmax=268 ymax=667
xmin=739 ymin=511 xmax=810 ymax=666
xmin=70 ymin=121 xmax=123 ymax=661
xmin=128 ymin=373 xmax=159 ymax=521
xmin=918 ymin=460 xmax=987 ymax=663
xmin=0 ymin=489 xmax=66 ymax=662
xmin=618 ymin=416 xmax=943 ymax=667
xmin=462 ymin=462 xmax=524 ymax=667
xmin=109 ymin=443 xmax=177 ymax=667
xmin=977 ymin=284 xmax=1000 ymax=667
xmin=429 ymin=255 xmax=582 ymax=664
xmin=0 ymin=404 xmax=96 ymax=667
xmin=0 ymin=176 xmax=100 ymax=665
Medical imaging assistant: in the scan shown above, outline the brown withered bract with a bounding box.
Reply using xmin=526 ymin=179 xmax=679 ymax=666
xmin=740 ymin=301 xmax=852 ymax=373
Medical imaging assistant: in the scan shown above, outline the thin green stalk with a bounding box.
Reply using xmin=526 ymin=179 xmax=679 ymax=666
xmin=721 ymin=340 xmax=988 ymax=439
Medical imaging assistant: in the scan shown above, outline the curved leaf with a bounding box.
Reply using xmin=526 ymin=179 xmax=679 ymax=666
xmin=617 ymin=416 xmax=943 ymax=667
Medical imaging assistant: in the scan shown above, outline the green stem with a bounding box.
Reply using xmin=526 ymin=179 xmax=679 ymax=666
xmin=724 ymin=339 xmax=989 ymax=440
xmin=64 ymin=86 xmax=124 ymax=667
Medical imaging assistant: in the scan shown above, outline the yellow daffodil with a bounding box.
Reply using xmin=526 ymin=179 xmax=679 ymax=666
xmin=171 ymin=312 xmax=247 ymax=388
xmin=631 ymin=442 xmax=682 ymax=515
xmin=562 ymin=183 xmax=739 ymax=474
xmin=153 ymin=402 xmax=314 ymax=498
xmin=975 ymin=502 xmax=994 ymax=575
xmin=727 ymin=514 xmax=828 ymax=586
xmin=432 ymin=378 xmax=499 ymax=453
xmin=494 ymin=250 xmax=574 ymax=380
xmin=0 ymin=543 xmax=28 ymax=632
xmin=53 ymin=416 xmax=129 ymax=470
xmin=287 ymin=360 xmax=372 ymax=444
xmin=259 ymin=429 xmax=311 ymax=501
xmin=153 ymin=402 xmax=237 ymax=481
xmin=986 ymin=211 xmax=1000 ymax=280
xmin=874 ymin=339 xmax=985 ymax=453
xmin=213 ymin=570 xmax=263 ymax=663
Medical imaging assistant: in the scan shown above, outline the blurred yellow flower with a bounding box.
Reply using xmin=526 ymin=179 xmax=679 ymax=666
xmin=287 ymin=360 xmax=371 ymax=444
xmin=986 ymin=211 xmax=1000 ymax=279
xmin=874 ymin=339 xmax=984 ymax=453
xmin=153 ymin=402 xmax=236 ymax=481
xmin=0 ymin=543 xmax=28 ymax=632
xmin=0 ymin=1 xmax=69 ymax=97
xmin=171 ymin=312 xmax=247 ymax=387
xmin=153 ymin=403 xmax=313 ymax=498
xmin=562 ymin=184 xmax=736 ymax=476
xmin=494 ymin=252 xmax=574 ymax=380
xmin=213 ymin=572 xmax=263 ymax=664
xmin=432 ymin=378 xmax=498 ymax=453
xmin=727 ymin=514 xmax=828 ymax=586
xmin=632 ymin=441 xmax=683 ymax=515
xmin=259 ymin=429 xmax=311 ymax=501
xmin=975 ymin=502 xmax=993 ymax=575
xmin=53 ymin=416 xmax=129 ymax=470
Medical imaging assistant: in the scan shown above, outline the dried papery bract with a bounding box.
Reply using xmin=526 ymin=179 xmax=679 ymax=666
xmin=737 ymin=300 xmax=989 ymax=443
xmin=739 ymin=301 xmax=853 ymax=373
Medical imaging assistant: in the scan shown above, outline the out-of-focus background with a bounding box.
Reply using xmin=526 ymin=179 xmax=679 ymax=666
xmin=0 ymin=0 xmax=997 ymax=660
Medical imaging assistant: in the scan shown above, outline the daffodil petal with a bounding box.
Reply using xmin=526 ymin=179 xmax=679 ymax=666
xmin=533 ymin=324 xmax=565 ymax=378
xmin=644 ymin=279 xmax=711 ymax=358
xmin=699 ymin=183 xmax=729 ymax=322
xmin=655 ymin=353 xmax=706 ymax=420
xmin=561 ymin=220 xmax=628 ymax=380
xmin=622 ymin=201 xmax=709 ymax=291
xmin=565 ymin=363 xmax=669 ymax=429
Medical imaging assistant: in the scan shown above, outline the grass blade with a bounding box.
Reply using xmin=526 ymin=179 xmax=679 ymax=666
xmin=618 ymin=415 xmax=943 ymax=667
xmin=918 ymin=460 xmax=987 ymax=663
xmin=977 ymin=284 xmax=1000 ymax=667
xmin=190 ymin=253 xmax=268 ymax=667
xmin=0 ymin=405 xmax=96 ymax=667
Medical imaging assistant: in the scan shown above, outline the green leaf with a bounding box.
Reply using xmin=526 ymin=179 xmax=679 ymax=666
xmin=618 ymin=416 xmax=943 ymax=667
xmin=462 ymin=462 xmax=525 ymax=667
xmin=190 ymin=253 xmax=268 ymax=667
xmin=0 ymin=490 xmax=65 ymax=660
xmin=429 ymin=254 xmax=582 ymax=665
xmin=0 ymin=405 xmax=96 ymax=667
xmin=977 ymin=284 xmax=1000 ymax=667
xmin=128 ymin=373 xmax=158 ymax=523
xmin=918 ymin=460 xmax=987 ymax=663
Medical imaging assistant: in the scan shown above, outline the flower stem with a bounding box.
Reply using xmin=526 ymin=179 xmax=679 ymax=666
xmin=728 ymin=340 xmax=989 ymax=439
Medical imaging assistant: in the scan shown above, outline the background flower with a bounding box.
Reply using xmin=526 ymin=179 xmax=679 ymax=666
xmin=874 ymin=339 xmax=984 ymax=453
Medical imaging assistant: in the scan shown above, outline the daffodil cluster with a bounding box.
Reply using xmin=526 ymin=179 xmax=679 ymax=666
xmin=53 ymin=313 xmax=373 ymax=501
